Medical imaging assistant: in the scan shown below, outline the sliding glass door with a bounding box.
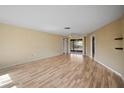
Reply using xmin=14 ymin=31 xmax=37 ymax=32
xmin=70 ymin=39 xmax=83 ymax=52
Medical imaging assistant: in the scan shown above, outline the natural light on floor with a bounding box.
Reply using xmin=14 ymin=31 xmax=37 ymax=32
xmin=70 ymin=54 xmax=83 ymax=63
xmin=0 ymin=74 xmax=16 ymax=88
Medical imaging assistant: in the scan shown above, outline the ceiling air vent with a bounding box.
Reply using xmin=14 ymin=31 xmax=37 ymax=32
xmin=64 ymin=27 xmax=71 ymax=29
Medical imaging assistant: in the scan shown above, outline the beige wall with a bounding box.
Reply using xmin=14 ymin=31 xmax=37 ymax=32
xmin=86 ymin=15 xmax=124 ymax=77
xmin=121 ymin=16 xmax=124 ymax=65
xmin=0 ymin=23 xmax=63 ymax=69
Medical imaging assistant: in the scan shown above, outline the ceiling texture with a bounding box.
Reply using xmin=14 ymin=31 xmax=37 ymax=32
xmin=0 ymin=5 xmax=124 ymax=36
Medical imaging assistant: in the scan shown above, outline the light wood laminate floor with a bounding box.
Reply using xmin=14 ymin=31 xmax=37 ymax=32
xmin=0 ymin=54 xmax=124 ymax=88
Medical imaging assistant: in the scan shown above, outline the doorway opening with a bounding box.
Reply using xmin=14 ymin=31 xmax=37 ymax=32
xmin=91 ymin=36 xmax=95 ymax=58
xmin=70 ymin=39 xmax=83 ymax=54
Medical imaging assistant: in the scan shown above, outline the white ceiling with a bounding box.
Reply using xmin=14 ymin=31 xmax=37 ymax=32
xmin=0 ymin=5 xmax=124 ymax=36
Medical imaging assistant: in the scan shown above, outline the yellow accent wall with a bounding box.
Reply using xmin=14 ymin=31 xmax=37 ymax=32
xmin=121 ymin=16 xmax=124 ymax=76
xmin=0 ymin=23 xmax=63 ymax=69
xmin=86 ymin=15 xmax=124 ymax=77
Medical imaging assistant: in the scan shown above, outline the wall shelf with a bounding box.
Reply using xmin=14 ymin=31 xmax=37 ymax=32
xmin=115 ymin=48 xmax=123 ymax=50
xmin=114 ymin=37 xmax=123 ymax=40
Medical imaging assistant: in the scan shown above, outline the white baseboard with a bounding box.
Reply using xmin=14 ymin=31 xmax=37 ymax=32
xmin=86 ymin=55 xmax=124 ymax=81
xmin=92 ymin=57 xmax=124 ymax=81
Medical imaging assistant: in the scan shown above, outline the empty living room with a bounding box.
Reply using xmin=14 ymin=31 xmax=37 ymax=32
xmin=0 ymin=4 xmax=124 ymax=89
